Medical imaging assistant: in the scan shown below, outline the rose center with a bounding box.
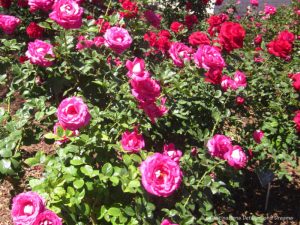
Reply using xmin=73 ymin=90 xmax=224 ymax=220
xmin=41 ymin=220 xmax=53 ymax=225
xmin=231 ymin=150 xmax=240 ymax=160
xmin=23 ymin=204 xmax=34 ymax=215
xmin=60 ymin=4 xmax=72 ymax=14
xmin=66 ymin=105 xmax=77 ymax=115
xmin=155 ymin=169 xmax=165 ymax=179
xmin=132 ymin=63 xmax=141 ymax=73
xmin=36 ymin=47 xmax=44 ymax=53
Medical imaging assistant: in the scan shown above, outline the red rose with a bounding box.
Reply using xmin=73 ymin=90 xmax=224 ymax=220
xmin=119 ymin=0 xmax=138 ymax=19
xmin=19 ymin=55 xmax=28 ymax=64
xmin=215 ymin=0 xmax=223 ymax=5
xmin=26 ymin=22 xmax=44 ymax=39
xmin=0 ymin=0 xmax=12 ymax=8
xmin=170 ymin=21 xmax=184 ymax=33
xmin=267 ymin=39 xmax=292 ymax=60
xmin=254 ymin=34 xmax=262 ymax=46
xmin=188 ymin=32 xmax=210 ymax=46
xmin=294 ymin=111 xmax=300 ymax=133
xmin=278 ymin=30 xmax=295 ymax=43
xmin=17 ymin=0 xmax=28 ymax=7
xmin=289 ymin=72 xmax=300 ymax=92
xmin=207 ymin=14 xmax=228 ymax=36
xmin=204 ymin=69 xmax=222 ymax=85
xmin=95 ymin=18 xmax=110 ymax=34
xmin=144 ymin=31 xmax=156 ymax=47
xmin=185 ymin=14 xmax=198 ymax=29
xmin=218 ymin=22 xmax=246 ymax=52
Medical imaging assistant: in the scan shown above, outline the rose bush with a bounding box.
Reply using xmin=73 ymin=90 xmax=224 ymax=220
xmin=0 ymin=0 xmax=299 ymax=224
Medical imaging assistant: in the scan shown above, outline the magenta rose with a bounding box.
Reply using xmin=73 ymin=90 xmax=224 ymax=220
xmin=250 ymin=0 xmax=258 ymax=6
xmin=264 ymin=5 xmax=276 ymax=15
xmin=168 ymin=42 xmax=193 ymax=68
xmin=126 ymin=57 xmax=150 ymax=80
xmin=233 ymin=71 xmax=247 ymax=89
xmin=221 ymin=75 xmax=235 ymax=91
xmin=11 ymin=191 xmax=45 ymax=225
xmin=224 ymin=145 xmax=247 ymax=169
xmin=161 ymin=219 xmax=179 ymax=225
xmin=121 ymin=127 xmax=145 ymax=153
xmin=32 ymin=210 xmax=62 ymax=225
xmin=0 ymin=15 xmax=21 ymax=34
xmin=253 ymin=130 xmax=264 ymax=143
xmin=28 ymin=0 xmax=54 ymax=12
xmin=294 ymin=111 xmax=300 ymax=133
xmin=49 ymin=0 xmax=83 ymax=29
xmin=25 ymin=39 xmax=55 ymax=67
xmin=140 ymin=153 xmax=182 ymax=197
xmin=138 ymin=98 xmax=168 ymax=123
xmin=57 ymin=96 xmax=91 ymax=131
xmin=104 ymin=26 xmax=132 ymax=54
xmin=130 ymin=78 xmax=161 ymax=102
xmin=163 ymin=143 xmax=182 ymax=163
xmin=207 ymin=134 xmax=233 ymax=159
xmin=193 ymin=45 xmax=225 ymax=71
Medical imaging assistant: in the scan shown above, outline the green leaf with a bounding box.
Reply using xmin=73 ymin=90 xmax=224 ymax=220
xmin=44 ymin=133 xmax=57 ymax=139
xmin=101 ymin=163 xmax=113 ymax=176
xmin=80 ymin=165 xmax=94 ymax=177
xmin=73 ymin=179 xmax=84 ymax=189
xmin=107 ymin=207 xmax=121 ymax=217
xmin=70 ymin=156 xmax=85 ymax=166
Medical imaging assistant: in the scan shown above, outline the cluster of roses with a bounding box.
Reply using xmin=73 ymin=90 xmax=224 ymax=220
xmin=11 ymin=191 xmax=62 ymax=225
xmin=126 ymin=57 xmax=168 ymax=123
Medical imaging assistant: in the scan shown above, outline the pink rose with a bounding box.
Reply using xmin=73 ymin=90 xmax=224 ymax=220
xmin=53 ymin=122 xmax=79 ymax=145
xmin=168 ymin=42 xmax=193 ymax=68
xmin=93 ymin=36 xmax=105 ymax=47
xmin=264 ymin=5 xmax=276 ymax=15
xmin=253 ymin=130 xmax=264 ymax=143
xmin=224 ymin=145 xmax=247 ymax=169
xmin=25 ymin=39 xmax=55 ymax=67
xmin=139 ymin=98 xmax=168 ymax=123
xmin=130 ymin=78 xmax=161 ymax=102
xmin=0 ymin=15 xmax=21 ymax=34
xmin=207 ymin=134 xmax=233 ymax=159
xmin=121 ymin=127 xmax=145 ymax=153
xmin=49 ymin=0 xmax=83 ymax=29
xmin=236 ymin=96 xmax=245 ymax=105
xmin=163 ymin=143 xmax=182 ymax=163
xmin=161 ymin=219 xmax=179 ymax=225
xmin=76 ymin=35 xmax=94 ymax=50
xmin=294 ymin=111 xmax=300 ymax=133
xmin=104 ymin=26 xmax=133 ymax=54
xmin=28 ymin=0 xmax=54 ymax=12
xmin=57 ymin=96 xmax=91 ymax=131
xmin=254 ymin=34 xmax=262 ymax=46
xmin=11 ymin=191 xmax=45 ymax=225
xmin=194 ymin=45 xmax=225 ymax=71
xmin=32 ymin=210 xmax=62 ymax=225
xmin=140 ymin=153 xmax=182 ymax=197
xmin=126 ymin=57 xmax=150 ymax=80
xmin=250 ymin=0 xmax=258 ymax=7
xmin=233 ymin=71 xmax=247 ymax=89
xmin=289 ymin=72 xmax=300 ymax=92
xmin=221 ymin=75 xmax=235 ymax=91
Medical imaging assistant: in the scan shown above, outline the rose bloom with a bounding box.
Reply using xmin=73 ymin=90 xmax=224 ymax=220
xmin=119 ymin=0 xmax=138 ymax=19
xmin=219 ymin=22 xmax=246 ymax=52
xmin=126 ymin=57 xmax=150 ymax=80
xmin=57 ymin=96 xmax=91 ymax=131
xmin=25 ymin=39 xmax=55 ymax=67
xmin=144 ymin=10 xmax=161 ymax=28
xmin=205 ymin=69 xmax=223 ymax=85
xmin=130 ymin=78 xmax=161 ymax=102
xmin=53 ymin=122 xmax=79 ymax=145
xmin=278 ymin=30 xmax=295 ymax=43
xmin=104 ymin=26 xmax=132 ymax=54
xmin=17 ymin=0 xmax=28 ymax=7
xmin=221 ymin=75 xmax=235 ymax=91
xmin=254 ymin=34 xmax=262 ymax=46
xmin=207 ymin=13 xmax=228 ymax=36
xmin=11 ymin=191 xmax=45 ymax=225
xmin=294 ymin=111 xmax=300 ymax=133
xmin=0 ymin=0 xmax=12 ymax=8
xmin=49 ymin=0 xmax=83 ymax=29
xmin=224 ymin=145 xmax=247 ymax=169
xmin=32 ymin=210 xmax=62 ymax=225
xmin=264 ymin=5 xmax=276 ymax=15
xmin=170 ymin=21 xmax=184 ymax=33
xmin=121 ymin=127 xmax=145 ymax=153
xmin=161 ymin=219 xmax=179 ymax=225
xmin=236 ymin=96 xmax=245 ymax=105
xmin=139 ymin=98 xmax=168 ymax=123
xmin=0 ymin=15 xmax=21 ymax=35
xmin=188 ymin=31 xmax=210 ymax=46
xmin=168 ymin=42 xmax=192 ymax=68
xmin=233 ymin=71 xmax=247 ymax=88
xmin=26 ymin=22 xmax=44 ymax=39
xmin=253 ymin=129 xmax=264 ymax=143
xmin=163 ymin=143 xmax=182 ymax=163
xmin=207 ymin=134 xmax=233 ymax=159
xmin=76 ymin=35 xmax=94 ymax=50
xmin=250 ymin=0 xmax=258 ymax=7
xmin=215 ymin=0 xmax=223 ymax=5
xmin=194 ymin=45 xmax=225 ymax=71
xmin=289 ymin=72 xmax=300 ymax=92
xmin=267 ymin=39 xmax=293 ymax=60
xmin=140 ymin=153 xmax=182 ymax=197
xmin=185 ymin=14 xmax=198 ymax=29
xmin=28 ymin=0 xmax=54 ymax=12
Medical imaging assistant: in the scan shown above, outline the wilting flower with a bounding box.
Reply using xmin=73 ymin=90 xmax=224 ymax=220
xmin=207 ymin=134 xmax=233 ymax=159
xmin=32 ymin=210 xmax=62 ymax=225
xmin=25 ymin=39 xmax=55 ymax=67
xmin=121 ymin=127 xmax=145 ymax=153
xmin=49 ymin=0 xmax=83 ymax=29
xmin=11 ymin=192 xmax=45 ymax=225
xmin=0 ymin=15 xmax=21 ymax=34
xmin=57 ymin=96 xmax=91 ymax=131
xmin=163 ymin=143 xmax=182 ymax=163
xmin=169 ymin=42 xmax=193 ymax=67
xmin=224 ymin=145 xmax=248 ymax=169
xmin=140 ymin=153 xmax=182 ymax=197
xmin=194 ymin=45 xmax=225 ymax=71
xmin=253 ymin=130 xmax=264 ymax=143
xmin=104 ymin=26 xmax=132 ymax=54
